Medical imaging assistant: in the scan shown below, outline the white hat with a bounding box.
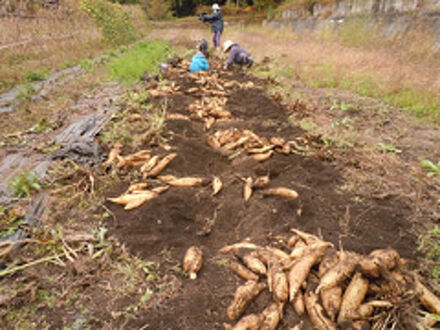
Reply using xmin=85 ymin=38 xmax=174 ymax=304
xmin=223 ymin=40 xmax=234 ymax=53
xmin=212 ymin=3 xmax=220 ymax=11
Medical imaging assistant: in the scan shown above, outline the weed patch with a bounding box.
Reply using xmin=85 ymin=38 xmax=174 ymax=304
xmin=8 ymin=172 xmax=42 ymax=198
xmin=108 ymin=41 xmax=169 ymax=84
xmin=24 ymin=69 xmax=50 ymax=83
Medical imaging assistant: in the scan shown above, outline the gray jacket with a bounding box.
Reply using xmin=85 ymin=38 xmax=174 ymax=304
xmin=226 ymin=44 xmax=252 ymax=69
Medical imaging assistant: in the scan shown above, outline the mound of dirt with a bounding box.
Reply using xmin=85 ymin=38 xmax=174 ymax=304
xmin=106 ymin=65 xmax=416 ymax=329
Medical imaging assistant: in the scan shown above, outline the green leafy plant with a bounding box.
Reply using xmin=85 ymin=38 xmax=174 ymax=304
xmin=80 ymin=0 xmax=137 ymax=45
xmin=24 ymin=69 xmax=49 ymax=83
xmin=16 ymin=84 xmax=36 ymax=101
xmin=108 ymin=40 xmax=169 ymax=84
xmin=377 ymin=143 xmax=402 ymax=153
xmin=8 ymin=172 xmax=41 ymax=197
xmin=421 ymin=159 xmax=440 ymax=177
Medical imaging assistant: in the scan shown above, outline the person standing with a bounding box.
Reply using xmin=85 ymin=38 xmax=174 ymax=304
xmin=200 ymin=3 xmax=224 ymax=50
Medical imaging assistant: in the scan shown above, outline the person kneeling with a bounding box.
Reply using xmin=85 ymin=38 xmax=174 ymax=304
xmin=223 ymin=40 xmax=253 ymax=70
xmin=190 ymin=39 xmax=210 ymax=73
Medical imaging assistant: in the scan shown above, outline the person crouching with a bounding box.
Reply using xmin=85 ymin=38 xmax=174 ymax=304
xmin=223 ymin=40 xmax=253 ymax=70
xmin=190 ymin=39 xmax=210 ymax=73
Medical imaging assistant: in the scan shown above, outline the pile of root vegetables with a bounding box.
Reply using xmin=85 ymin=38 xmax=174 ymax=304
xmin=218 ymin=229 xmax=440 ymax=329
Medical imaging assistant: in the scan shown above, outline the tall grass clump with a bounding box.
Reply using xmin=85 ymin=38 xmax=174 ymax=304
xmin=107 ymin=40 xmax=169 ymax=84
xmin=80 ymin=0 xmax=137 ymax=45
xmin=339 ymin=16 xmax=376 ymax=48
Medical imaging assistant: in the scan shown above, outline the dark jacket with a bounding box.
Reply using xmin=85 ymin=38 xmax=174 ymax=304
xmin=203 ymin=10 xmax=224 ymax=33
xmin=226 ymin=44 xmax=253 ymax=69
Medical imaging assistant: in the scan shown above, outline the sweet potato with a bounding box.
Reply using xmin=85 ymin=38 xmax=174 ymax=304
xmin=226 ymin=313 xmax=265 ymax=330
xmin=345 ymin=300 xmax=392 ymax=320
xmin=140 ymin=155 xmax=159 ymax=176
xmin=212 ymin=176 xmax=223 ymax=196
xmin=317 ymin=252 xmax=359 ymax=293
xmin=253 ymin=150 xmax=274 ymax=162
xmin=183 ymin=246 xmax=203 ymax=280
xmin=292 ymin=289 xmax=305 ymax=316
xmin=224 ymin=136 xmax=249 ymax=151
xmin=124 ymin=192 xmax=158 ymax=210
xmin=103 ymin=142 xmax=123 ymax=166
xmin=247 ymin=145 xmax=275 ymax=154
xmin=321 ymin=286 xmax=342 ymax=321
xmin=287 ymin=235 xmax=300 ymax=248
xmin=288 ymin=253 xmax=316 ymax=301
xmin=230 ymin=261 xmax=259 ymax=281
xmin=276 ymin=144 xmax=291 ymax=155
xmin=270 ymin=137 xmax=285 ymax=147
xmin=289 ymin=241 xmax=332 ymax=261
xmin=147 ymin=153 xmax=177 ymax=177
xmin=253 ymin=175 xmax=270 ymax=189
xmin=107 ymin=191 xmax=156 ymax=206
xmin=271 ymin=263 xmax=289 ymax=302
xmin=318 ymin=249 xmax=340 ymax=278
xmin=151 ymin=186 xmax=169 ymax=194
xmin=243 ymin=177 xmax=253 ymax=202
xmin=261 ymin=302 xmax=284 ymax=330
xmin=359 ymin=248 xmax=400 ymax=277
xmin=290 ymin=229 xmax=321 ymax=245
xmin=243 ymin=254 xmax=267 ymax=275
xmin=227 ymin=281 xmax=266 ymax=321
xmin=206 ymin=136 xmax=221 ymax=149
xmin=266 ymin=247 xmax=290 ymax=261
xmin=415 ymin=279 xmax=440 ymax=315
xmin=117 ymin=150 xmax=151 ymax=168
xmin=338 ymin=272 xmax=369 ymax=323
xmin=158 ymin=175 xmax=204 ymax=187
xmin=304 ymin=291 xmax=337 ymax=330
xmin=166 ymin=113 xmax=190 ymax=121
xmin=126 ymin=183 xmax=148 ymax=194
xmin=263 ymin=187 xmax=299 ymax=200
xmin=220 ymin=242 xmax=259 ymax=254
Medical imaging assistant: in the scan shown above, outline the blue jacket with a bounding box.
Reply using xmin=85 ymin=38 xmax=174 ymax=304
xmin=190 ymin=53 xmax=209 ymax=73
xmin=203 ymin=10 xmax=224 ymax=33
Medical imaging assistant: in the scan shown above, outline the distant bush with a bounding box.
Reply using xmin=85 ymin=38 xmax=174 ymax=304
xmin=80 ymin=0 xmax=137 ymax=45
xmin=140 ymin=0 xmax=171 ymax=20
xmin=108 ymin=40 xmax=169 ymax=84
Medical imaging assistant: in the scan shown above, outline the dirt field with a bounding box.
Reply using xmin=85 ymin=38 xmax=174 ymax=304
xmin=1 ymin=25 xmax=440 ymax=329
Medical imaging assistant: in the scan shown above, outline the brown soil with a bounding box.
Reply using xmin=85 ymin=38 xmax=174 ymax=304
xmin=106 ymin=67 xmax=417 ymax=329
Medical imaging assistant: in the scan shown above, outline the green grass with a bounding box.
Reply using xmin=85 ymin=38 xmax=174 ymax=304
xmin=8 ymin=172 xmax=41 ymax=198
xmin=16 ymin=84 xmax=36 ymax=101
xmin=107 ymin=40 xmax=169 ymax=84
xmin=24 ymin=69 xmax=50 ymax=83
xmin=304 ymin=62 xmax=440 ymax=122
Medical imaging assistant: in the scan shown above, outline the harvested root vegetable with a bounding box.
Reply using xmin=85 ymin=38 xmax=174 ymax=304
xmin=141 ymin=155 xmax=159 ymax=177
xmin=158 ymin=175 xmax=203 ymax=187
xmin=225 ymin=313 xmax=264 ymax=330
xmin=271 ymin=264 xmax=289 ymax=302
xmin=292 ymin=289 xmax=305 ymax=316
xmin=304 ymin=291 xmax=337 ymax=330
xmin=227 ymin=281 xmax=266 ymax=321
xmin=253 ymin=150 xmax=274 ymax=162
xmin=103 ymin=143 xmax=123 ymax=166
xmin=415 ymin=279 xmax=440 ymax=315
xmin=266 ymin=247 xmax=290 ymax=262
xmin=261 ymin=302 xmax=284 ymax=330
xmin=147 ymin=153 xmax=177 ymax=177
xmin=360 ymin=248 xmax=400 ymax=278
xmin=321 ymin=286 xmax=342 ymax=321
xmin=151 ymin=186 xmax=169 ymax=194
xmin=345 ymin=300 xmax=392 ymax=320
xmin=253 ymin=176 xmax=270 ymax=189
xmin=186 ymin=87 xmax=199 ymax=94
xmin=220 ymin=242 xmax=259 ymax=254
xmin=288 ymin=253 xmax=316 ymax=301
xmin=247 ymin=145 xmax=275 ymax=155
xmin=224 ymin=136 xmax=249 ymax=151
xmin=290 ymin=229 xmax=321 ymax=245
xmin=230 ymin=261 xmax=259 ymax=281
xmin=243 ymin=254 xmax=266 ymax=275
xmin=287 ymin=235 xmax=300 ymax=248
xmin=338 ymin=272 xmax=369 ymax=323
xmin=117 ymin=150 xmax=151 ymax=168
xmin=107 ymin=191 xmax=156 ymax=206
xmin=289 ymin=241 xmax=332 ymax=261
xmin=270 ymin=137 xmax=285 ymax=147
xmin=166 ymin=113 xmax=190 ymax=121
xmin=317 ymin=252 xmax=359 ymax=293
xmin=243 ymin=177 xmax=253 ymax=202
xmin=276 ymin=144 xmax=291 ymax=155
xmin=183 ymin=246 xmax=203 ymax=280
xmin=319 ymin=249 xmax=340 ymax=278
xmin=124 ymin=192 xmax=158 ymax=210
xmin=126 ymin=183 xmax=148 ymax=194
xmin=205 ymin=116 xmax=216 ymax=130
xmin=263 ymin=187 xmax=299 ymax=200
xmin=212 ymin=176 xmax=223 ymax=196
xmin=206 ymin=136 xmax=221 ymax=149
